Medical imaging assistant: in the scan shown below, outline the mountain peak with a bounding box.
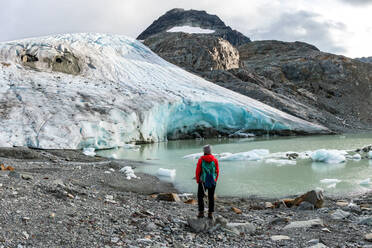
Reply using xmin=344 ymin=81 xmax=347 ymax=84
xmin=137 ymin=8 xmax=250 ymax=46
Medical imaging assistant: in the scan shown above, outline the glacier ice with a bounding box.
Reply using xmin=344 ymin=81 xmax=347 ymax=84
xmin=320 ymin=178 xmax=341 ymax=184
xmin=83 ymin=147 xmax=96 ymax=157
xmin=157 ymin=168 xmax=176 ymax=178
xmin=310 ymin=149 xmax=346 ymax=164
xmin=219 ymin=149 xmax=269 ymax=161
xmin=120 ymin=166 xmax=138 ymax=180
xmin=360 ymin=178 xmax=370 ymax=186
xmin=0 ymin=33 xmax=329 ymax=149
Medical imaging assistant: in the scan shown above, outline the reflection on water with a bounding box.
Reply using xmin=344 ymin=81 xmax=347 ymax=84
xmin=97 ymin=133 xmax=372 ymax=198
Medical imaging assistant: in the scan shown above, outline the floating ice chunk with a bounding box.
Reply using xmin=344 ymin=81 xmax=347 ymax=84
xmin=157 ymin=168 xmax=176 ymax=178
xmin=120 ymin=166 xmax=138 ymax=180
xmin=368 ymin=151 xmax=372 ymax=159
xmin=327 ymin=183 xmax=337 ymax=189
xmin=320 ymin=178 xmax=341 ymax=184
xmin=310 ymin=149 xmax=346 ymax=164
xmin=360 ymin=178 xmax=370 ymax=186
xmin=167 ymin=25 xmax=215 ymax=34
xmin=83 ymin=147 xmax=96 ymax=157
xmin=265 ymin=159 xmax=296 ymax=166
xmin=229 ymin=131 xmax=255 ymax=138
xmin=123 ymin=144 xmax=141 ymax=150
xmin=183 ymin=153 xmax=203 ymax=160
xmin=220 ymin=149 xmax=270 ymax=161
xmin=352 ymin=154 xmax=361 ymax=160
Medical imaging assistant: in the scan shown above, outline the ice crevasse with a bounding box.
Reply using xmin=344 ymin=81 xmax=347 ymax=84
xmin=0 ymin=33 xmax=330 ymax=149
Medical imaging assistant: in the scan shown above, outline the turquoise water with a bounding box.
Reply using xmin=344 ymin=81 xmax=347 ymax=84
xmin=97 ymin=133 xmax=372 ymax=198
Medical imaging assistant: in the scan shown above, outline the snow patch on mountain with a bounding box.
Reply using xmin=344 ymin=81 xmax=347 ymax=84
xmin=167 ymin=25 xmax=215 ymax=34
xmin=0 ymin=33 xmax=329 ymax=149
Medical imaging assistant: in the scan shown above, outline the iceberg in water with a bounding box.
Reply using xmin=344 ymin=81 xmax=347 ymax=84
xmin=219 ymin=149 xmax=269 ymax=161
xmin=0 ymin=33 xmax=329 ymax=149
xmin=320 ymin=178 xmax=341 ymax=184
xmin=157 ymin=168 xmax=176 ymax=178
xmin=310 ymin=149 xmax=346 ymax=164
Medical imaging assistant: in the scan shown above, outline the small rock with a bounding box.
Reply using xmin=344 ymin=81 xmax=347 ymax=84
xmin=157 ymin=193 xmax=180 ymax=202
xmin=358 ymin=217 xmax=372 ymax=226
xmin=283 ymin=218 xmax=323 ymax=229
xmin=270 ymin=217 xmax=291 ymax=225
xmin=22 ymin=231 xmax=29 ymax=240
xmin=336 ymin=200 xmax=349 ymax=207
xmin=322 ymin=228 xmax=331 ymax=233
xmin=308 ymin=239 xmax=319 ymax=245
xmin=293 ymin=189 xmax=324 ymax=208
xmin=67 ymin=193 xmax=74 ymax=199
xmin=298 ymin=201 xmax=315 ymax=210
xmin=309 ymin=244 xmax=328 ymax=248
xmin=231 ymin=207 xmax=242 ymax=214
xmin=111 ymin=237 xmax=119 ymax=243
xmin=225 ymin=222 xmax=256 ymax=235
xmin=271 ymin=235 xmax=290 ymax=241
xmin=265 ymin=202 xmax=274 ymax=208
xmin=331 ymin=209 xmax=350 ymax=220
xmin=8 ymin=171 xmax=21 ymax=179
xmin=365 ymin=233 xmax=372 ymax=241
xmin=21 ymin=174 xmax=33 ymax=180
xmin=145 ymin=222 xmax=157 ymax=231
xmin=184 ymin=199 xmax=197 ymax=205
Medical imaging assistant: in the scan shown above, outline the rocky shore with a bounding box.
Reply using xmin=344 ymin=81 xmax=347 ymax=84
xmin=1 ymin=147 xmax=372 ymax=247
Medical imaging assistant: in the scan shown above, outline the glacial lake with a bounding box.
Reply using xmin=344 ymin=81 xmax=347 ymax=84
xmin=97 ymin=133 xmax=372 ymax=198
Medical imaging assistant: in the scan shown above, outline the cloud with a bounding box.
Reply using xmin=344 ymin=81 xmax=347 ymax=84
xmin=249 ymin=10 xmax=347 ymax=54
xmin=338 ymin=0 xmax=372 ymax=6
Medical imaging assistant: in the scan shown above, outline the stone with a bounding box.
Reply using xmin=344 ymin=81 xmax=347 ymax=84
xmin=365 ymin=233 xmax=372 ymax=241
xmin=322 ymin=228 xmax=331 ymax=233
xmin=8 ymin=171 xmax=21 ymax=179
xmin=293 ymin=189 xmax=324 ymax=208
xmin=308 ymin=239 xmax=319 ymax=245
xmin=187 ymin=218 xmax=214 ymax=233
xmin=231 ymin=207 xmax=242 ymax=214
xmin=21 ymin=174 xmax=33 ymax=180
xmin=269 ymin=217 xmax=291 ymax=225
xmin=145 ymin=222 xmax=157 ymax=232
xmin=298 ymin=201 xmax=315 ymax=210
xmin=271 ymin=235 xmax=290 ymax=241
xmin=265 ymin=202 xmax=274 ymax=208
xmin=283 ymin=218 xmax=323 ymax=229
xmin=157 ymin=193 xmax=181 ymax=202
xmin=336 ymin=201 xmax=349 ymax=207
xmin=225 ymin=222 xmax=256 ymax=235
xmin=330 ymin=209 xmax=351 ymax=220
xmin=184 ymin=199 xmax=197 ymax=205
xmin=358 ymin=217 xmax=372 ymax=226
xmin=309 ymin=244 xmax=328 ymax=248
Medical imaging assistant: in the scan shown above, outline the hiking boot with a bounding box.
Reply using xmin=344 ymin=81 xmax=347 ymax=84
xmin=197 ymin=212 xmax=204 ymax=218
xmin=208 ymin=212 xmax=213 ymax=219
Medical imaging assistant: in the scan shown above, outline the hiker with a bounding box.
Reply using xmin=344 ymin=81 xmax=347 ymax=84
xmin=195 ymin=144 xmax=219 ymax=219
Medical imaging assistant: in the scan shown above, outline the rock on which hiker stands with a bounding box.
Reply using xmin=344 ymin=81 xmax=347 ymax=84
xmin=293 ymin=189 xmax=324 ymax=208
xmin=283 ymin=218 xmax=323 ymax=229
xmin=271 ymin=235 xmax=290 ymax=241
xmin=331 ymin=209 xmax=351 ymax=220
xmin=187 ymin=218 xmax=215 ymax=233
xmin=157 ymin=193 xmax=181 ymax=202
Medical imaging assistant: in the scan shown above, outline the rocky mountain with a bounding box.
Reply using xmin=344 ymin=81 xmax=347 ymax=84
xmin=137 ymin=8 xmax=251 ymax=47
xmin=356 ymin=57 xmax=372 ymax=63
xmin=141 ymin=10 xmax=372 ymax=132
xmin=0 ymin=33 xmax=328 ymax=149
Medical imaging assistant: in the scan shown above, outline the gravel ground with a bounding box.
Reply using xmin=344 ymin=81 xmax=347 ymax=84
xmin=1 ymin=147 xmax=372 ymax=248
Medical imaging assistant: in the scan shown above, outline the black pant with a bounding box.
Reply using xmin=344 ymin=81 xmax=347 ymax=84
xmin=197 ymin=182 xmax=216 ymax=213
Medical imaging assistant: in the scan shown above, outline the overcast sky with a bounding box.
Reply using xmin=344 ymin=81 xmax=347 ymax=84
xmin=1 ymin=0 xmax=371 ymax=58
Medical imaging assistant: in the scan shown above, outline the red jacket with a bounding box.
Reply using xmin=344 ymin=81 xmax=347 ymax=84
xmin=195 ymin=154 xmax=219 ymax=183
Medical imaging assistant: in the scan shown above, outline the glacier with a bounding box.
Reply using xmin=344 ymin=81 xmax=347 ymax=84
xmin=0 ymin=33 xmax=330 ymax=149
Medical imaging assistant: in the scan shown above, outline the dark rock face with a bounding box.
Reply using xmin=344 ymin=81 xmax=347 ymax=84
xmin=357 ymin=57 xmax=372 ymax=63
xmin=137 ymin=8 xmax=251 ymax=47
xmin=238 ymin=40 xmax=372 ymax=131
xmin=144 ymin=32 xmax=239 ymax=71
